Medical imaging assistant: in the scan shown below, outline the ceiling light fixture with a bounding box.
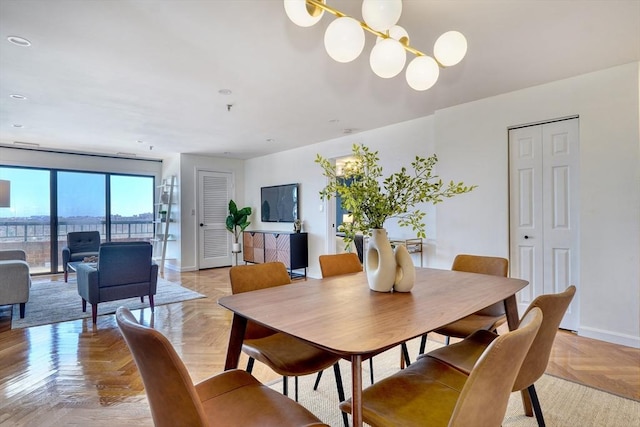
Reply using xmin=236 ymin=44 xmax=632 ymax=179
xmin=9 ymin=94 xmax=27 ymax=100
xmin=7 ymin=35 xmax=31 ymax=47
xmin=283 ymin=0 xmax=467 ymax=91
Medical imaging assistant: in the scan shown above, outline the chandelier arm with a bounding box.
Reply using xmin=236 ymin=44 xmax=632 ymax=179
xmin=305 ymin=0 xmax=433 ymax=62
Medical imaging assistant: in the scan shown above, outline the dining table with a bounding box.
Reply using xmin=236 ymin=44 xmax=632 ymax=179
xmin=219 ymin=267 xmax=528 ymax=426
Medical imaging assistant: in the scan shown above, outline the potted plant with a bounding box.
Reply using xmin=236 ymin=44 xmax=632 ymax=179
xmin=226 ymin=200 xmax=252 ymax=253
xmin=158 ymin=210 xmax=167 ymax=222
xmin=316 ymin=144 xmax=476 ymax=291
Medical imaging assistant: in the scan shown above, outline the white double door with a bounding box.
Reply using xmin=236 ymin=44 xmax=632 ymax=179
xmin=509 ymin=118 xmax=579 ymax=331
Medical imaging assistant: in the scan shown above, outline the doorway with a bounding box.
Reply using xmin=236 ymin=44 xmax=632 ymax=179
xmin=197 ymin=170 xmax=233 ymax=269
xmin=509 ymin=117 xmax=580 ymax=330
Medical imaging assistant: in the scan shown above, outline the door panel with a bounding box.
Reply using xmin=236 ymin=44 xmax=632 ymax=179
xmin=197 ymin=171 xmax=232 ymax=269
xmin=509 ymin=118 xmax=579 ymax=330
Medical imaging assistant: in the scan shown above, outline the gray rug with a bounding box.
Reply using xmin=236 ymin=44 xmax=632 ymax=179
xmin=270 ymin=338 xmax=640 ymax=427
xmin=12 ymin=277 xmax=205 ymax=329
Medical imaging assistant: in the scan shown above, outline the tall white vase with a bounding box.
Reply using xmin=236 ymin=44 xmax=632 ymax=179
xmin=365 ymin=228 xmax=396 ymax=292
xmin=393 ymin=244 xmax=415 ymax=292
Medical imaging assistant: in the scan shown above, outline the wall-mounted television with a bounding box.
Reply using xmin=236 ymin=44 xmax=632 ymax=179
xmin=261 ymin=183 xmax=298 ymax=223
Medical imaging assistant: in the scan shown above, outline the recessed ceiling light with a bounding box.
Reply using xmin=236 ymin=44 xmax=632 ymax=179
xmin=9 ymin=94 xmax=26 ymax=100
xmin=7 ymin=36 xmax=31 ymax=47
xmin=343 ymin=128 xmax=354 ymax=134
xmin=137 ymin=140 xmax=144 ymax=143
xmin=13 ymin=141 xmax=39 ymax=147
xmin=266 ymin=138 xmax=275 ymax=143
xmin=329 ymin=119 xmax=340 ymax=123
xmin=12 ymin=124 xmax=23 ymax=128
xmin=218 ymin=89 xmax=232 ymax=95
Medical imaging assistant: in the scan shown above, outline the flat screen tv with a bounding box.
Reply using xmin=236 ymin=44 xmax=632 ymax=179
xmin=261 ymin=183 xmax=298 ymax=223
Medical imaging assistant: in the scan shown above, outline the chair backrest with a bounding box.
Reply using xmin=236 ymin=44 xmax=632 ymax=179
xmin=67 ymin=231 xmax=101 ymax=252
xmin=513 ymin=285 xmax=576 ymax=391
xmin=116 ymin=307 xmax=207 ymax=427
xmin=0 ymin=249 xmax=26 ymax=261
xmin=319 ymin=253 xmax=363 ymax=278
xmin=452 ymin=254 xmax=509 ymax=316
xmin=449 ymin=307 xmax=543 ymax=427
xmin=98 ymin=242 xmax=153 ymax=286
xmin=229 ymin=262 xmax=292 ymax=339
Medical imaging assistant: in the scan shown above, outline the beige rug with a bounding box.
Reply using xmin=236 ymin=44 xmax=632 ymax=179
xmin=270 ymin=338 xmax=640 ymax=427
xmin=11 ymin=277 xmax=205 ymax=329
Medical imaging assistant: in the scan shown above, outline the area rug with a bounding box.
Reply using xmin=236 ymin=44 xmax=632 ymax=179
xmin=270 ymin=338 xmax=640 ymax=427
xmin=11 ymin=278 xmax=206 ymax=329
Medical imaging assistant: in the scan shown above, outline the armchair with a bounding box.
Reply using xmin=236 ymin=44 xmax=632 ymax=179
xmin=62 ymin=231 xmax=101 ymax=282
xmin=76 ymin=241 xmax=158 ymax=323
xmin=0 ymin=249 xmax=31 ymax=318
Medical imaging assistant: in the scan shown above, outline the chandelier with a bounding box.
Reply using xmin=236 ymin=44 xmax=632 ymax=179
xmin=283 ymin=0 xmax=467 ymax=91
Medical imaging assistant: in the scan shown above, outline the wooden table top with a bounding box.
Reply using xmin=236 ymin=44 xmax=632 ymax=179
xmin=218 ymin=267 xmax=528 ymax=356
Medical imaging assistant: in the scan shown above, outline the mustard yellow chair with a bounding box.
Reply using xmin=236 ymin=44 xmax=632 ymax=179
xmin=230 ymin=262 xmax=348 ymax=427
xmin=116 ymin=307 xmax=327 ymax=427
xmin=418 ymin=254 xmax=509 ymax=354
xmin=424 ymin=286 xmax=576 ymax=426
xmin=339 ymin=307 xmax=543 ymax=427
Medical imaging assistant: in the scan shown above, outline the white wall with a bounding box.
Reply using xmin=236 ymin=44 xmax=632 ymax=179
xmin=176 ymin=153 xmax=245 ymax=271
xmin=244 ymin=115 xmax=436 ymax=279
xmin=243 ymin=62 xmax=640 ymax=348
xmin=434 ymin=62 xmax=639 ymax=347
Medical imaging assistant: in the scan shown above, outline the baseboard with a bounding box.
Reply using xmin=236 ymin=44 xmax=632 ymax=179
xmin=579 ymin=326 xmax=640 ymax=349
xmin=164 ymin=263 xmax=197 ymax=272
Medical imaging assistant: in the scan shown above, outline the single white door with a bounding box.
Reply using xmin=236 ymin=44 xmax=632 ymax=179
xmin=197 ymin=170 xmax=232 ymax=269
xmin=509 ymin=118 xmax=580 ymax=330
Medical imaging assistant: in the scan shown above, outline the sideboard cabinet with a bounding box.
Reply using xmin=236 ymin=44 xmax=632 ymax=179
xmin=243 ymin=231 xmax=308 ymax=279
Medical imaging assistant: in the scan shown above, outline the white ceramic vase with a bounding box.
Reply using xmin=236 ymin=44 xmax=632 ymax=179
xmin=393 ymin=244 xmax=415 ymax=292
xmin=232 ymin=242 xmax=241 ymax=253
xmin=365 ymin=228 xmax=396 ymax=292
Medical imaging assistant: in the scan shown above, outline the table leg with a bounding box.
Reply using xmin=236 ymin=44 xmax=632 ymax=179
xmin=224 ymin=314 xmax=247 ymax=370
xmin=351 ymin=354 xmax=363 ymax=427
xmin=503 ymin=294 xmax=520 ymax=331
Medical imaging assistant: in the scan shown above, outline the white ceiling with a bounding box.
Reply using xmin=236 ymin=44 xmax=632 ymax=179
xmin=1 ymin=0 xmax=638 ymax=160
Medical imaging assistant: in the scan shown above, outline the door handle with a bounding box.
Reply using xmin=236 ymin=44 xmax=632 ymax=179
xmin=200 ymin=223 xmax=204 ymax=227
xmin=524 ymin=235 xmax=530 ymax=239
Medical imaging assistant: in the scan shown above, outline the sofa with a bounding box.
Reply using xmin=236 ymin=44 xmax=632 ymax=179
xmin=0 ymin=249 xmax=31 ymax=318
xmin=76 ymin=241 xmax=158 ymax=323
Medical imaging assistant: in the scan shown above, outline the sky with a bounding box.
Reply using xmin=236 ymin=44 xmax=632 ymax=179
xmin=0 ymin=167 xmax=153 ymax=218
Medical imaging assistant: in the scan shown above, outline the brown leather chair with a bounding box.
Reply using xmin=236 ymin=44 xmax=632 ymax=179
xmin=418 ymin=254 xmax=509 ymax=354
xmin=115 ymin=307 xmax=327 ymax=427
xmin=424 ymin=285 xmax=576 ymax=427
xmin=339 ymin=307 xmax=543 ymax=427
xmin=229 ymin=262 xmax=348 ymax=427
xmin=319 ymin=252 xmax=362 ymax=277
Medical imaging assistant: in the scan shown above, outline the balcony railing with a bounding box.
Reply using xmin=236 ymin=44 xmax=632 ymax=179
xmin=0 ymin=219 xmax=154 ymax=274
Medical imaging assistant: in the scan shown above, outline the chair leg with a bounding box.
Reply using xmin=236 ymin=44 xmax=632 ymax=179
xmin=246 ymin=357 xmax=255 ymax=374
xmin=332 ymin=362 xmax=349 ymax=427
xmin=401 ymin=342 xmax=411 ymax=367
xmin=82 ymin=298 xmax=87 ymax=312
xmin=313 ymin=370 xmax=323 ymax=390
xmin=369 ymin=358 xmax=374 ymax=385
xmin=527 ymin=384 xmax=546 ymax=427
xmin=419 ymin=333 xmax=428 ymax=354
xmin=149 ymin=294 xmax=155 ymax=311
xmin=282 ymin=376 xmax=288 ymax=396
xmin=444 ymin=335 xmax=451 ymax=345
xmin=295 ymin=376 xmax=299 ymax=402
xmin=19 ymin=302 xmax=26 ymax=318
xmin=91 ymin=304 xmax=98 ymax=324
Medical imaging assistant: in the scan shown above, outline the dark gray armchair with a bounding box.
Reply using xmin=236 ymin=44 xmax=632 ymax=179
xmin=62 ymin=231 xmax=101 ymax=282
xmin=76 ymin=241 xmax=158 ymax=323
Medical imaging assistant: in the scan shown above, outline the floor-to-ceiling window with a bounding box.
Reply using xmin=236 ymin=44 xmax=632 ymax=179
xmin=0 ymin=166 xmax=154 ymax=275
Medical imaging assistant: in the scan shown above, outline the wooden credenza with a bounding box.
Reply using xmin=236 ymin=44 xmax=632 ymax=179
xmin=243 ymin=231 xmax=308 ymax=279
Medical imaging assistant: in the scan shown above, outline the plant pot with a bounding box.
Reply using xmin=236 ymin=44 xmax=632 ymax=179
xmin=393 ymin=244 xmax=415 ymax=292
xmin=365 ymin=228 xmax=396 ymax=292
xmin=232 ymin=242 xmax=241 ymax=253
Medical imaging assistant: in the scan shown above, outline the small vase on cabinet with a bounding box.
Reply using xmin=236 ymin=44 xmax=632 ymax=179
xmin=365 ymin=228 xmax=396 ymax=292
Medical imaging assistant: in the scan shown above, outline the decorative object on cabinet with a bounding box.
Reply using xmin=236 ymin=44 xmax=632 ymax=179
xmin=243 ymin=231 xmax=308 ymax=279
xmin=152 ymin=175 xmax=176 ymax=276
xmin=316 ymin=144 xmax=475 ymax=292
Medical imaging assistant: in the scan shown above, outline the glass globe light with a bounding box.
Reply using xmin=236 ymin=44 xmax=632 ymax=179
xmin=406 ymin=56 xmax=440 ymax=91
xmin=324 ymin=17 xmax=365 ymax=63
xmin=283 ymin=0 xmax=325 ymax=27
xmin=433 ymin=30 xmax=467 ymax=66
xmin=370 ymin=38 xmax=406 ymax=78
xmin=362 ymin=0 xmax=402 ymax=32
xmin=376 ymin=25 xmax=409 ymax=46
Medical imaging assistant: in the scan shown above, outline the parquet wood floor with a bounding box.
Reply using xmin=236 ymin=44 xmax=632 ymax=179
xmin=0 ymin=267 xmax=638 ymax=426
